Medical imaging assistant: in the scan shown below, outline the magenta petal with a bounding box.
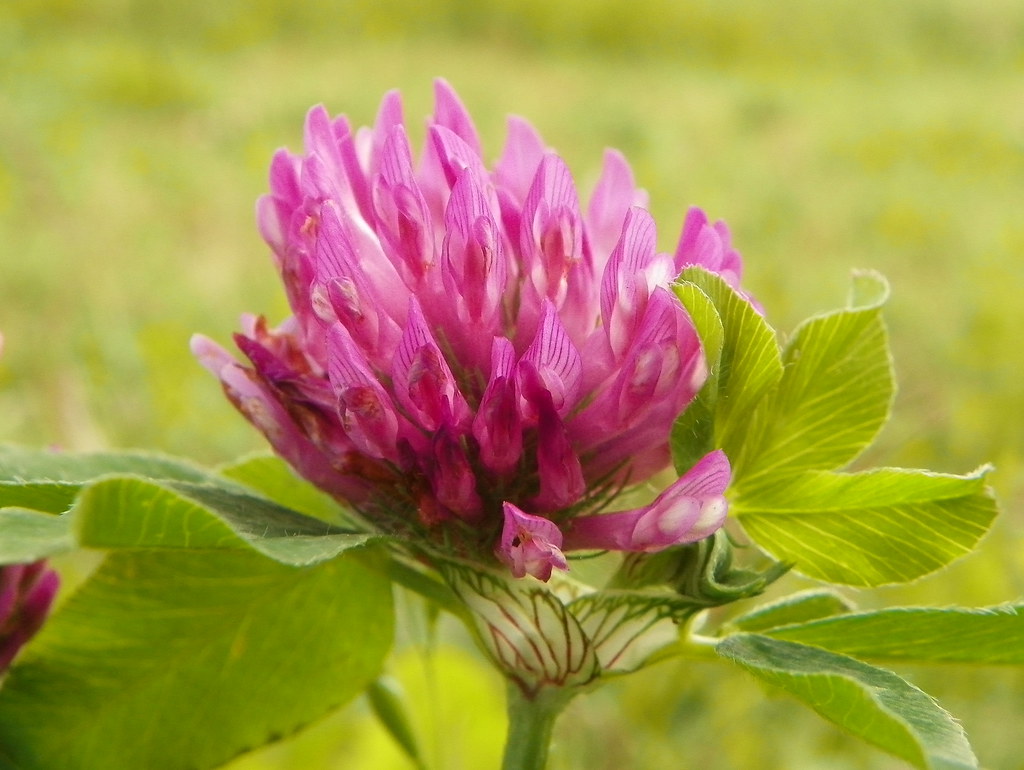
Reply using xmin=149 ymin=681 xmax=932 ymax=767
xmin=369 ymin=89 xmax=405 ymax=176
xmin=494 ymin=115 xmax=547 ymax=205
xmin=600 ymin=206 xmax=658 ymax=357
xmin=433 ymin=79 xmax=482 ymax=157
xmin=373 ymin=124 xmax=435 ymax=285
xmin=530 ymin=393 xmax=586 ymax=512
xmin=427 ymin=124 xmax=489 ymax=191
xmin=0 ymin=565 xmax=25 ymax=621
xmin=520 ymin=155 xmax=584 ymax=296
xmin=564 ymin=450 xmax=730 ymax=553
xmin=586 ymin=149 xmax=647 ymax=273
xmin=518 ymin=301 xmax=582 ymax=414
xmin=442 ymin=167 xmax=507 ymax=326
xmin=327 ymin=324 xmax=402 ymax=461
xmin=392 ymin=299 xmax=469 ymax=431
xmin=1 ymin=561 xmax=59 ymax=671
xmin=673 ymin=206 xmax=744 ymax=289
xmin=430 ymin=429 xmax=483 ymax=520
xmin=473 ymin=338 xmax=524 ymax=474
xmin=190 ymin=334 xmax=237 ymax=378
xmin=303 ymin=105 xmax=343 ymax=175
xmin=496 ymin=503 xmax=568 ymax=581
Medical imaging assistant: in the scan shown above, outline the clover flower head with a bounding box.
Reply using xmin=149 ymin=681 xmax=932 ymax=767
xmin=193 ymin=80 xmax=745 ymax=580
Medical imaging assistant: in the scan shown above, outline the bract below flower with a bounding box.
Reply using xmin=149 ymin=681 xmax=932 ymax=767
xmin=194 ymin=80 xmax=749 ymax=580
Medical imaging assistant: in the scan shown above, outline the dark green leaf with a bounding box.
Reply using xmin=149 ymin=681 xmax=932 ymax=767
xmin=765 ymin=605 xmax=1024 ymax=664
xmin=71 ymin=476 xmax=382 ymax=566
xmin=718 ymin=634 xmax=976 ymax=769
xmin=216 ymin=452 xmax=350 ymax=524
xmin=0 ymin=509 xmax=73 ymax=563
xmin=729 ymin=589 xmax=856 ymax=633
xmin=0 ymin=446 xmax=212 ymax=513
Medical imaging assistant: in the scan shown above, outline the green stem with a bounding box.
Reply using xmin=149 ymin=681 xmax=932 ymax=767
xmin=501 ymin=685 xmax=572 ymax=770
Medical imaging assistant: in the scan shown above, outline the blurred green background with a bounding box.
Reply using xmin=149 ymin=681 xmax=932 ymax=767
xmin=1 ymin=0 xmax=1022 ymax=767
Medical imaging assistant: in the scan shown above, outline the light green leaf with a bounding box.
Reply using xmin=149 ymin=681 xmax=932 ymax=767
xmin=217 ymin=452 xmax=350 ymax=524
xmin=671 ymin=280 xmax=724 ymax=470
xmin=0 ymin=446 xmax=212 ymax=513
xmin=849 ymin=268 xmax=891 ymax=308
xmin=733 ymin=272 xmax=894 ymax=491
xmin=717 ymin=634 xmax=976 ymax=770
xmin=672 ymin=268 xmax=783 ymax=472
xmin=0 ymin=548 xmax=393 ymax=770
xmin=71 ymin=476 xmax=382 ymax=566
xmin=734 ymin=466 xmax=998 ymax=585
xmin=729 ymin=589 xmax=856 ymax=633
xmin=0 ymin=509 xmax=73 ymax=563
xmin=765 ymin=605 xmax=1024 ymax=664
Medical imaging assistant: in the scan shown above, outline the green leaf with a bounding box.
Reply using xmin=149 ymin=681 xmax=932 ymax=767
xmin=765 ymin=605 xmax=1024 ymax=664
xmin=0 ymin=446 xmax=212 ymax=513
xmin=671 ymin=280 xmax=724 ymax=470
xmin=72 ymin=476 xmax=382 ymax=566
xmin=0 ymin=509 xmax=73 ymax=563
xmin=734 ymin=466 xmax=998 ymax=585
xmin=672 ymin=268 xmax=782 ymax=471
xmin=733 ymin=271 xmax=894 ymax=491
xmin=0 ymin=548 xmax=394 ymax=770
xmin=217 ymin=452 xmax=350 ymax=524
xmin=717 ymin=634 xmax=977 ymax=770
xmin=729 ymin=589 xmax=856 ymax=633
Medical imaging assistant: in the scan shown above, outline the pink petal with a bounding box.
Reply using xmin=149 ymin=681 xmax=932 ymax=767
xmin=494 ymin=115 xmax=547 ymax=205
xmin=518 ymin=301 xmax=582 ymax=415
xmin=473 ymin=338 xmax=524 ymax=474
xmin=674 ymin=206 xmax=744 ymax=288
xmin=519 ymin=155 xmax=584 ymax=309
xmin=391 ymin=299 xmax=470 ymax=431
xmin=530 ymin=391 xmax=585 ymax=512
xmin=327 ymin=324 xmax=403 ymax=462
xmin=586 ymin=149 xmax=647 ymax=273
xmin=429 ymin=429 xmax=483 ymax=521
xmin=372 ymin=124 xmax=435 ymax=285
xmin=192 ymin=338 xmax=369 ymax=503
xmin=314 ymin=201 xmax=406 ymax=354
xmin=426 ymin=124 xmax=489 ymax=192
xmin=600 ymin=206 xmax=658 ymax=357
xmin=1 ymin=562 xmax=59 ymax=670
xmin=572 ymin=287 xmax=704 ymax=478
xmin=368 ymin=89 xmax=405 ymax=176
xmin=563 ymin=450 xmax=730 ymax=553
xmin=442 ymin=167 xmax=508 ymax=327
xmin=432 ymin=79 xmax=482 ymax=157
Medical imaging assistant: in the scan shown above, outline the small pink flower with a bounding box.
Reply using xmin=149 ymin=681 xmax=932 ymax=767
xmin=497 ymin=503 xmax=568 ymax=581
xmin=1 ymin=561 xmax=59 ymax=671
xmin=195 ymin=81 xmax=748 ymax=580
